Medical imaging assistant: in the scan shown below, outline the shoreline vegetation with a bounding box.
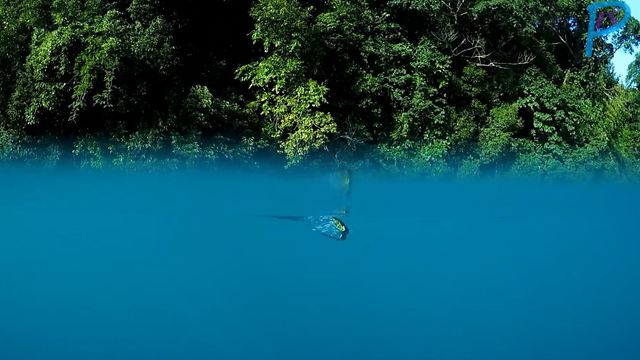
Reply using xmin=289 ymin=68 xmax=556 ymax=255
xmin=1 ymin=1 xmax=640 ymax=180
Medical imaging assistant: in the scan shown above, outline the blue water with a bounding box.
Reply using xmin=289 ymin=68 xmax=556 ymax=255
xmin=1 ymin=169 xmax=639 ymax=359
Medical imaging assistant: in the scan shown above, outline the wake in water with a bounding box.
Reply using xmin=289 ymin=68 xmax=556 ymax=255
xmin=262 ymin=215 xmax=349 ymax=241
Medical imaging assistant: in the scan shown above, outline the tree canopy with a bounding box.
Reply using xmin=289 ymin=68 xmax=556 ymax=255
xmin=1 ymin=0 xmax=640 ymax=179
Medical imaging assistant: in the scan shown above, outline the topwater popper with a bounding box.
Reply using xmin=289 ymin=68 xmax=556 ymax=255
xmin=263 ymin=169 xmax=353 ymax=241
xmin=585 ymin=1 xmax=632 ymax=57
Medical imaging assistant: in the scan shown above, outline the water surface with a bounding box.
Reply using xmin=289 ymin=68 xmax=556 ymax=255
xmin=1 ymin=170 xmax=639 ymax=359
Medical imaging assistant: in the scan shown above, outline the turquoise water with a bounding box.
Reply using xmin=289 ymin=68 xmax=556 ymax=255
xmin=1 ymin=169 xmax=639 ymax=359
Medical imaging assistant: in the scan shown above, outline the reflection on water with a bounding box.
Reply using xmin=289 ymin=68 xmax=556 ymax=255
xmin=0 ymin=169 xmax=639 ymax=360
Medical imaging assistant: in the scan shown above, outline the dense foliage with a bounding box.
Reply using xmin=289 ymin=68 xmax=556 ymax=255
xmin=1 ymin=0 xmax=640 ymax=178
